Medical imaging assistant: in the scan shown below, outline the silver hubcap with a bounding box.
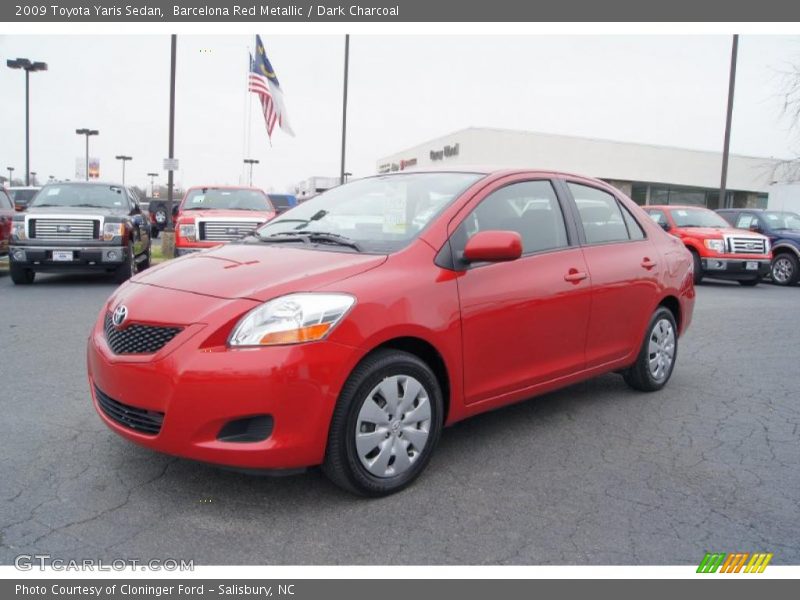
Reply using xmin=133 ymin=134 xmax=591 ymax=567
xmin=355 ymin=375 xmax=431 ymax=478
xmin=772 ymin=257 xmax=793 ymax=284
xmin=648 ymin=319 xmax=675 ymax=381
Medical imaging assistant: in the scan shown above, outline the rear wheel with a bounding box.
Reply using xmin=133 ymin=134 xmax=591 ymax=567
xmin=323 ymin=349 xmax=444 ymax=496
xmin=771 ymin=253 xmax=799 ymax=286
xmin=623 ymin=307 xmax=678 ymax=392
xmin=10 ymin=263 xmax=35 ymax=285
xmin=690 ymin=250 xmax=703 ymax=285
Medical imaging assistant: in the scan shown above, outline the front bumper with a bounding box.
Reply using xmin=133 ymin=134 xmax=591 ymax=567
xmin=10 ymin=244 xmax=127 ymax=270
xmin=700 ymin=257 xmax=770 ymax=280
xmin=86 ymin=291 xmax=360 ymax=470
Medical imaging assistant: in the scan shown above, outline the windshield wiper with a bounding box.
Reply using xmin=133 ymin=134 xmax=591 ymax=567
xmin=253 ymin=231 xmax=310 ymax=244
xmin=302 ymin=231 xmax=363 ymax=251
xmin=72 ymin=203 xmax=106 ymax=208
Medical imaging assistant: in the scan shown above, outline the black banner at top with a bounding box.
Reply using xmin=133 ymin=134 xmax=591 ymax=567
xmin=3 ymin=0 xmax=800 ymax=22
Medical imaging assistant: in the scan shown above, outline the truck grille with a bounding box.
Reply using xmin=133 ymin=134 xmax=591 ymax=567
xmin=95 ymin=386 xmax=164 ymax=435
xmin=199 ymin=220 xmax=262 ymax=242
xmin=728 ymin=236 xmax=767 ymax=254
xmin=104 ymin=313 xmax=183 ymax=354
xmin=30 ymin=218 xmax=99 ymax=240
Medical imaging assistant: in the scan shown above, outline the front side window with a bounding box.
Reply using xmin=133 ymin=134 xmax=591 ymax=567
xmin=183 ymin=188 xmax=272 ymax=212
xmin=255 ymin=172 xmax=484 ymax=253
xmin=453 ymin=180 xmax=569 ymax=256
xmin=569 ymin=183 xmax=629 ymax=244
xmin=29 ymin=184 xmax=129 ymax=210
xmin=646 ymin=209 xmax=668 ymax=227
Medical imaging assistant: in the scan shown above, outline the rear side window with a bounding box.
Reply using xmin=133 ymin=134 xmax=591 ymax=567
xmin=569 ymin=183 xmax=630 ymax=244
xmin=454 ymin=180 xmax=569 ymax=256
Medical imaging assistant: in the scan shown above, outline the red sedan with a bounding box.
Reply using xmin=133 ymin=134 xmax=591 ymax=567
xmin=87 ymin=169 xmax=695 ymax=496
xmin=174 ymin=186 xmax=276 ymax=255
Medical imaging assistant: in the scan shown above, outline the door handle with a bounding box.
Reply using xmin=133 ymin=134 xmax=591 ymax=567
xmin=564 ymin=269 xmax=588 ymax=283
xmin=641 ymin=258 xmax=658 ymax=270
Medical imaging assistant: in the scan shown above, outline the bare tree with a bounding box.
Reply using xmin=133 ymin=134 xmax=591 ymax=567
xmin=774 ymin=58 xmax=800 ymax=182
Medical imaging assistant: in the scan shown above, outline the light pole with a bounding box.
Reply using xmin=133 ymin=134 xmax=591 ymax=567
xmin=6 ymin=58 xmax=48 ymax=186
xmin=147 ymin=172 xmax=159 ymax=196
xmin=115 ymin=155 xmax=132 ymax=185
xmin=6 ymin=167 xmax=14 ymax=185
xmin=30 ymin=171 xmax=37 ymax=186
xmin=75 ymin=128 xmax=99 ymax=181
xmin=243 ymin=158 xmax=259 ymax=186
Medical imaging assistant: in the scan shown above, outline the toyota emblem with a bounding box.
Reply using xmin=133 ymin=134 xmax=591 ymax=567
xmin=112 ymin=305 xmax=128 ymax=327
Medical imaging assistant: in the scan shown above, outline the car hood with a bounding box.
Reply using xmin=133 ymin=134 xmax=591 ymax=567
xmin=679 ymin=226 xmax=767 ymax=239
xmin=178 ymin=209 xmax=274 ymax=220
xmin=133 ymin=243 xmax=387 ymax=301
xmin=23 ymin=205 xmax=126 ymax=218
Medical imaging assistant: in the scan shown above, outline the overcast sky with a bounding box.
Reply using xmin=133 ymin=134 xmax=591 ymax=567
xmin=1 ymin=34 xmax=799 ymax=192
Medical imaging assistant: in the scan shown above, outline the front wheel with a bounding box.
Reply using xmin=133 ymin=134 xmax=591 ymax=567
xmin=323 ymin=349 xmax=444 ymax=497
xmin=623 ymin=307 xmax=678 ymax=392
xmin=113 ymin=243 xmax=136 ymax=284
xmin=10 ymin=263 xmax=35 ymax=285
xmin=771 ymin=253 xmax=799 ymax=286
xmin=690 ymin=250 xmax=703 ymax=285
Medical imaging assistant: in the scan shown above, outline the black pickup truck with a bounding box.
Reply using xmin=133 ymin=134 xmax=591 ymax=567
xmin=8 ymin=181 xmax=151 ymax=285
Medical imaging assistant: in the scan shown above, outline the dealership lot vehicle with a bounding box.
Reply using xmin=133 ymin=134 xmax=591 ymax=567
xmin=644 ymin=205 xmax=770 ymax=286
xmin=8 ymin=181 xmax=151 ymax=285
xmin=268 ymin=193 xmax=299 ymax=215
xmin=174 ymin=186 xmax=276 ymax=256
xmin=717 ymin=209 xmax=800 ymax=286
xmin=6 ymin=186 xmax=40 ymax=211
xmin=0 ymin=188 xmax=14 ymax=256
xmin=88 ymin=170 xmax=694 ymax=496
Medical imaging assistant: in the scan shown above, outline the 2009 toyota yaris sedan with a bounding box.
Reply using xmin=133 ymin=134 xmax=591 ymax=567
xmin=88 ymin=169 xmax=695 ymax=496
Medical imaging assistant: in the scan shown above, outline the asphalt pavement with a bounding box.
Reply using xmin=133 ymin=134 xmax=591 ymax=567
xmin=0 ymin=269 xmax=798 ymax=565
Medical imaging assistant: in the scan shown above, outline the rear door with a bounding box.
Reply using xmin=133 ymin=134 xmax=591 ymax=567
xmin=449 ymin=177 xmax=592 ymax=405
xmin=562 ymin=180 xmax=660 ymax=368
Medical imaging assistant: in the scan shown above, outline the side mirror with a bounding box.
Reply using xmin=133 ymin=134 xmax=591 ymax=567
xmin=749 ymin=223 xmax=761 ymax=233
xmin=659 ymin=221 xmax=671 ymax=231
xmin=463 ymin=230 xmax=523 ymax=264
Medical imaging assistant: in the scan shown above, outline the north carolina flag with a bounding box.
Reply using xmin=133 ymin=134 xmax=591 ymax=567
xmin=248 ymin=35 xmax=294 ymax=140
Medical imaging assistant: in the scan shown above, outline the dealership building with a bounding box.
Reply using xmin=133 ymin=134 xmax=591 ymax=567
xmin=377 ymin=127 xmax=786 ymax=209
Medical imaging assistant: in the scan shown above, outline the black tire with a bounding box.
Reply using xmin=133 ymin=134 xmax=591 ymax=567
xmin=114 ymin=243 xmax=136 ymax=284
xmin=150 ymin=201 xmax=168 ymax=229
xmin=770 ymin=253 xmax=799 ymax=286
xmin=738 ymin=278 xmax=760 ymax=287
xmin=9 ymin=263 xmax=35 ymax=285
xmin=690 ymin=250 xmax=703 ymax=285
xmin=151 ymin=225 xmax=160 ymax=239
xmin=323 ymin=349 xmax=444 ymax=497
xmin=623 ymin=306 xmax=678 ymax=392
xmin=139 ymin=243 xmax=151 ymax=270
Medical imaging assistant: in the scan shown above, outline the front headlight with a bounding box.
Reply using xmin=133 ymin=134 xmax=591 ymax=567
xmin=229 ymin=293 xmax=355 ymax=347
xmin=103 ymin=222 xmax=125 ymax=241
xmin=11 ymin=221 xmax=26 ymax=241
xmin=178 ymin=223 xmax=196 ymax=241
xmin=704 ymin=239 xmax=725 ymax=253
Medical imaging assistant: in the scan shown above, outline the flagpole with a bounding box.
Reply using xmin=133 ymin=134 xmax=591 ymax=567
xmin=339 ymin=34 xmax=349 ymax=185
xmin=242 ymin=45 xmax=250 ymax=186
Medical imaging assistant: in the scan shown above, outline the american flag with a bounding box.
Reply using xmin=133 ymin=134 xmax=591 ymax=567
xmin=248 ymin=35 xmax=294 ymax=141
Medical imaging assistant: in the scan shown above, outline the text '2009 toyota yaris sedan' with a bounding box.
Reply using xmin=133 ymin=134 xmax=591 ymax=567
xmin=87 ymin=169 xmax=695 ymax=496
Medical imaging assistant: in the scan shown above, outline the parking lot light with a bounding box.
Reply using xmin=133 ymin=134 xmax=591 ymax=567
xmin=7 ymin=58 xmax=48 ymax=186
xmin=115 ymin=155 xmax=133 ymax=185
xmin=75 ymin=128 xmax=99 ymax=181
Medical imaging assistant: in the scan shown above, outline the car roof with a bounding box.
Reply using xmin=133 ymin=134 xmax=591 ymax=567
xmin=374 ymin=166 xmax=615 ymax=186
xmin=7 ymin=186 xmax=41 ymax=190
xmin=645 ymin=204 xmax=713 ymax=210
xmin=41 ymin=181 xmax=125 ymax=188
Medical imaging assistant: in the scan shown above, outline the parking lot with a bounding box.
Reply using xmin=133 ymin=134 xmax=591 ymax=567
xmin=0 ymin=269 xmax=798 ymax=565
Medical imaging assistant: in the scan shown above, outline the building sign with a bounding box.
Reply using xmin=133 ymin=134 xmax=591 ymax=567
xmin=429 ymin=143 xmax=460 ymax=161
xmin=163 ymin=158 xmax=180 ymax=171
xmin=75 ymin=157 xmax=100 ymax=179
xmin=378 ymin=157 xmax=418 ymax=174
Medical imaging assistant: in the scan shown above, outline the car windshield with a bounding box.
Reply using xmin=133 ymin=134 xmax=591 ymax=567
xmin=763 ymin=211 xmax=800 ymax=230
xmin=9 ymin=189 xmax=39 ymax=205
xmin=670 ymin=207 xmax=730 ymax=228
xmin=182 ymin=188 xmax=271 ymax=211
xmin=253 ymin=172 xmax=484 ymax=253
xmin=29 ymin=184 xmax=128 ymax=209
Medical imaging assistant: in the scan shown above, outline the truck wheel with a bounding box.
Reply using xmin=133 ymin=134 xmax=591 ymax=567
xmin=623 ymin=306 xmax=678 ymax=392
xmin=690 ymin=250 xmax=703 ymax=284
xmin=10 ymin=263 xmax=35 ymax=285
xmin=139 ymin=244 xmax=151 ymax=270
xmin=771 ymin=253 xmax=799 ymax=286
xmin=323 ymin=349 xmax=444 ymax=497
xmin=738 ymin=278 xmax=760 ymax=287
xmin=114 ymin=243 xmax=136 ymax=283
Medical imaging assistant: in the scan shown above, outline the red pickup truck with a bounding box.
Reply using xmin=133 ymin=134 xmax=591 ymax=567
xmin=644 ymin=205 xmax=771 ymax=286
xmin=174 ymin=186 xmax=276 ymax=256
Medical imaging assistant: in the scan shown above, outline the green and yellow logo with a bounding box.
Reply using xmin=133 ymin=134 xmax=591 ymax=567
xmin=697 ymin=552 xmax=773 ymax=573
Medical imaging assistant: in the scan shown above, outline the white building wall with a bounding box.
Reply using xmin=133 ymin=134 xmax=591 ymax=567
xmin=377 ymin=127 xmax=780 ymax=193
xmin=767 ymin=182 xmax=800 ymax=212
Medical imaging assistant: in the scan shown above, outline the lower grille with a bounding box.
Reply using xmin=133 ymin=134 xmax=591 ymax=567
xmin=199 ymin=220 xmax=262 ymax=242
xmin=728 ymin=236 xmax=767 ymax=254
xmin=104 ymin=313 xmax=183 ymax=354
xmin=95 ymin=386 xmax=164 ymax=435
